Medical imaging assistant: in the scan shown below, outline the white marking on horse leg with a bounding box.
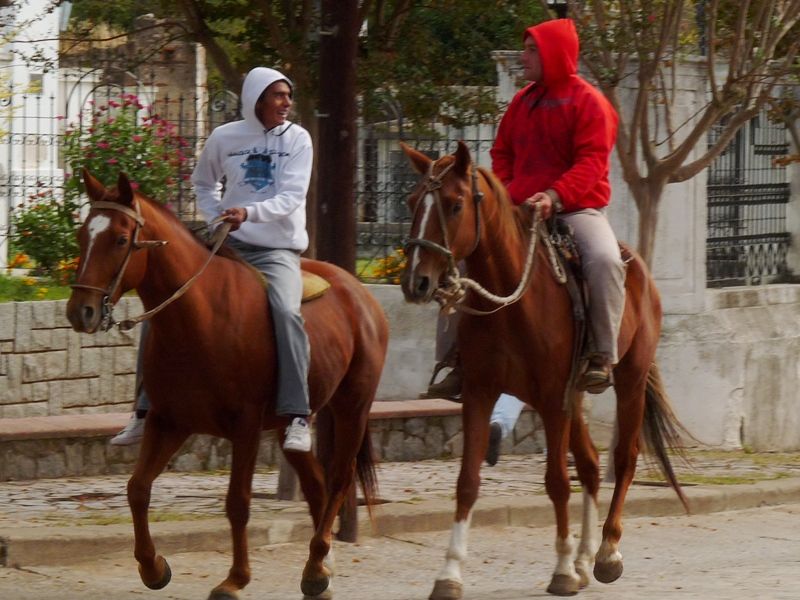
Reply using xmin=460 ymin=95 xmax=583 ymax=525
xmin=76 ymin=214 xmax=111 ymax=279
xmin=410 ymin=193 xmax=435 ymax=274
xmin=323 ymin=547 xmax=335 ymax=574
xmin=596 ymin=538 xmax=622 ymax=567
xmin=575 ymin=490 xmax=598 ymax=575
xmin=435 ymin=513 xmax=472 ymax=584
xmin=553 ymin=534 xmax=578 ymax=579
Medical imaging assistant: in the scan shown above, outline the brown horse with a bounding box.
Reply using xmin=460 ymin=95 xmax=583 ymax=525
xmin=66 ymin=171 xmax=388 ymax=600
xmin=400 ymin=141 xmax=687 ymax=599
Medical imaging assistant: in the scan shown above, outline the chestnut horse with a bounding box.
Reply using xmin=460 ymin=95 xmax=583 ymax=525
xmin=66 ymin=171 xmax=388 ymax=600
xmin=400 ymin=142 xmax=687 ymax=599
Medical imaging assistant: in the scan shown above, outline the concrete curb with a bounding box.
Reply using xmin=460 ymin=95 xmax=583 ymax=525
xmin=3 ymin=477 xmax=799 ymax=567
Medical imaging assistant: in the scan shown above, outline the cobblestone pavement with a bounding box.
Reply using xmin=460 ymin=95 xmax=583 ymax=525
xmin=1 ymin=450 xmax=799 ymax=529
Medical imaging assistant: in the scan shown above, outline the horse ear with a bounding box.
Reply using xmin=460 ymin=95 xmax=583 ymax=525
xmin=454 ymin=140 xmax=471 ymax=177
xmin=82 ymin=168 xmax=105 ymax=203
xmin=117 ymin=172 xmax=134 ymax=207
xmin=400 ymin=142 xmax=432 ymax=174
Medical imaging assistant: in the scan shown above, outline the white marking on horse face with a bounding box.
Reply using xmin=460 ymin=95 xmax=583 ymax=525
xmin=437 ymin=514 xmax=472 ymax=583
xmin=410 ymin=193 xmax=435 ymax=274
xmin=76 ymin=214 xmax=112 ymax=279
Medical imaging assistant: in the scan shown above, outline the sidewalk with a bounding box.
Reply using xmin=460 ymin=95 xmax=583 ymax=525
xmin=1 ymin=449 xmax=799 ymax=567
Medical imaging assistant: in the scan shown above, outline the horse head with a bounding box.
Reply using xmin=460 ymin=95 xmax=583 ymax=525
xmin=400 ymin=140 xmax=483 ymax=303
xmin=66 ymin=169 xmax=162 ymax=333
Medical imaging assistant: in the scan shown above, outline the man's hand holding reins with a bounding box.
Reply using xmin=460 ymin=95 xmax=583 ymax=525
xmin=221 ymin=207 xmax=248 ymax=231
xmin=523 ymin=190 xmax=561 ymax=220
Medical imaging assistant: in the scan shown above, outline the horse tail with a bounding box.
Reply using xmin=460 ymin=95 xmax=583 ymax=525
xmin=642 ymin=362 xmax=691 ymax=512
xmin=355 ymin=425 xmax=379 ymax=519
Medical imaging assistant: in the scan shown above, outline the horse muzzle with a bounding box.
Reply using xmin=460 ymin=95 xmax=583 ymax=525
xmin=401 ymin=269 xmax=437 ymax=304
xmin=66 ymin=294 xmax=105 ymax=333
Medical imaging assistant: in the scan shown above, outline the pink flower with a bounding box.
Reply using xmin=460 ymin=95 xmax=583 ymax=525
xmin=107 ymin=158 xmax=118 ymax=164
xmin=132 ymin=135 xmax=142 ymax=142
xmin=129 ymin=181 xmax=140 ymax=190
xmin=96 ymin=141 xmax=110 ymax=149
xmin=109 ymin=100 xmax=120 ymax=108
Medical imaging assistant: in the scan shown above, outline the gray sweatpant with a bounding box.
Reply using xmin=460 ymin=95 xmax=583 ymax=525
xmin=559 ymin=208 xmax=625 ymax=364
xmin=227 ymin=238 xmax=311 ymax=416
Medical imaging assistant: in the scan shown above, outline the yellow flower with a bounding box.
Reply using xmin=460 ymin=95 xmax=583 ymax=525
xmin=36 ymin=287 xmax=49 ymax=299
xmin=22 ymin=277 xmax=37 ymax=286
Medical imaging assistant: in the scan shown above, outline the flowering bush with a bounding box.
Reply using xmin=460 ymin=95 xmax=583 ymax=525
xmin=9 ymin=93 xmax=190 ymax=281
xmin=62 ymin=93 xmax=190 ymax=204
xmin=10 ymin=186 xmax=80 ymax=277
xmin=368 ymin=247 xmax=406 ymax=284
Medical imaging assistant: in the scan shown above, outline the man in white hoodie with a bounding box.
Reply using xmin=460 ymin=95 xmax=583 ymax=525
xmin=111 ymin=67 xmax=313 ymax=453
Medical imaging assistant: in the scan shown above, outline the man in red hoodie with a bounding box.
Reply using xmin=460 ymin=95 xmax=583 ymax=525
xmin=491 ymin=18 xmax=625 ymax=392
xmin=424 ymin=18 xmax=623 ymax=402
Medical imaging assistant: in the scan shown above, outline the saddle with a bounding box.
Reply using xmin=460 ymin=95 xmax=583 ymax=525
xmin=301 ymin=271 xmax=330 ymax=302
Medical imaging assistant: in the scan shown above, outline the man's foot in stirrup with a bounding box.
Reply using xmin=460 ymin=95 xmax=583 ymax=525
xmin=283 ymin=416 xmax=312 ymax=452
xmin=110 ymin=413 xmax=146 ymax=446
xmin=419 ymin=366 xmax=462 ymax=401
xmin=576 ymin=356 xmax=614 ymax=394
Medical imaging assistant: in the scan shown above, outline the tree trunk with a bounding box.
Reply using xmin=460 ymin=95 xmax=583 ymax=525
xmin=630 ymin=178 xmax=667 ymax=268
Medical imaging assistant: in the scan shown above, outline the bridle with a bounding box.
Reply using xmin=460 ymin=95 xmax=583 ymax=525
xmin=403 ymin=157 xmax=484 ymax=275
xmin=70 ymin=199 xmax=229 ymax=331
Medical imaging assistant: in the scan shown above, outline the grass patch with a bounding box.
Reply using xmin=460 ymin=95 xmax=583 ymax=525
xmin=637 ymin=471 xmax=790 ymax=486
xmin=0 ymin=273 xmax=72 ymax=302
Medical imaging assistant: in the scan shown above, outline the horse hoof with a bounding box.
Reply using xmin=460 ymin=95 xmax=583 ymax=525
xmin=594 ymin=559 xmax=623 ymax=584
xmin=575 ymin=563 xmax=591 ymax=588
xmin=141 ymin=556 xmax=172 ymax=590
xmin=301 ymin=568 xmax=331 ymax=598
xmin=304 ymin=587 xmax=334 ymax=600
xmin=429 ymin=578 xmax=463 ymax=600
xmin=546 ymin=573 xmax=579 ymax=596
xmin=208 ymin=588 xmax=239 ymax=600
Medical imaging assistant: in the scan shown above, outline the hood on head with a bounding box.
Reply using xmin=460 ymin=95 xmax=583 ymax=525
xmin=523 ymin=19 xmax=578 ymax=86
xmin=241 ymin=67 xmax=293 ymax=129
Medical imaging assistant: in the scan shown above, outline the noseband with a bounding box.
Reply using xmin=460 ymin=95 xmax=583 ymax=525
xmin=403 ymin=157 xmax=484 ymax=271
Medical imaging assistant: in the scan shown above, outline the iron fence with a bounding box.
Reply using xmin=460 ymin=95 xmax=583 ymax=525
xmin=707 ymin=111 xmax=793 ymax=286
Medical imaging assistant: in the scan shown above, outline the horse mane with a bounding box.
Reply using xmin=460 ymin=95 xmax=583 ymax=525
xmin=477 ymin=166 xmax=529 ymax=242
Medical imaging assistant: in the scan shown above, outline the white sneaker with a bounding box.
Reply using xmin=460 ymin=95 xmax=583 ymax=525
xmin=283 ymin=417 xmax=312 ymax=452
xmin=110 ymin=414 xmax=145 ymax=446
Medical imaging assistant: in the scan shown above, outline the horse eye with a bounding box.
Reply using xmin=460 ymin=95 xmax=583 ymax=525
xmin=117 ymin=236 xmax=129 ymax=246
xmin=452 ymin=198 xmax=464 ymax=215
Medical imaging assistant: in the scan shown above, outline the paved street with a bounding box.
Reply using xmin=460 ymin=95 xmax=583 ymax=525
xmin=1 ymin=503 xmax=798 ymax=600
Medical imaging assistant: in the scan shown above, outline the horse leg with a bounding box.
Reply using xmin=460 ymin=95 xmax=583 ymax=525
xmin=209 ymin=427 xmax=262 ymax=600
xmin=541 ymin=409 xmax=580 ymax=597
xmin=279 ymin=439 xmax=331 ymax=597
xmin=429 ymin=395 xmax=493 ymax=600
xmin=568 ymin=399 xmax=600 ymax=589
xmin=593 ymin=368 xmax=646 ymax=585
xmin=128 ymin=417 xmax=188 ymax=590
xmin=298 ymin=407 xmax=370 ymax=598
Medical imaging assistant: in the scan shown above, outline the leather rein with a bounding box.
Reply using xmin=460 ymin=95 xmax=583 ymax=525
xmin=70 ymin=199 xmax=230 ymax=331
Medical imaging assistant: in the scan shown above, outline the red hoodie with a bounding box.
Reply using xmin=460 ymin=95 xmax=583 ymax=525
xmin=490 ymin=19 xmax=618 ymax=212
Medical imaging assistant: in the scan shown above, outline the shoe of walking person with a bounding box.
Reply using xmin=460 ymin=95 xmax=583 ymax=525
xmin=485 ymin=422 xmax=503 ymax=467
xmin=110 ymin=413 xmax=145 ymax=446
xmin=283 ymin=417 xmax=312 ymax=452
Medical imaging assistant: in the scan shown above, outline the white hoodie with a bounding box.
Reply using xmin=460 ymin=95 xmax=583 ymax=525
xmin=192 ymin=67 xmax=312 ymax=251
